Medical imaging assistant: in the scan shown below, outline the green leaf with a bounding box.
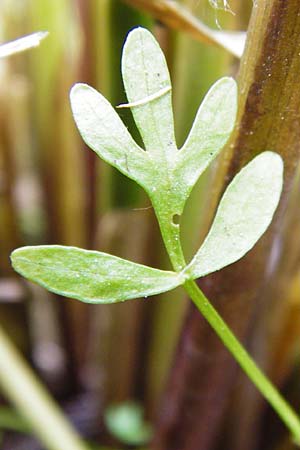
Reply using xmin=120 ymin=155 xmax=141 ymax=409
xmin=11 ymin=246 xmax=185 ymax=304
xmin=185 ymin=152 xmax=283 ymax=279
xmin=69 ymin=28 xmax=237 ymax=264
xmin=174 ymin=77 xmax=237 ymax=211
xmin=70 ymin=83 xmax=150 ymax=189
xmin=121 ymin=27 xmax=176 ymax=155
xmin=105 ymin=402 xmax=152 ymax=446
xmin=121 ymin=29 xmax=237 ymax=215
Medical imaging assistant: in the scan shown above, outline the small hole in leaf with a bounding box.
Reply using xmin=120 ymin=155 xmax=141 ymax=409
xmin=172 ymin=214 xmax=181 ymax=225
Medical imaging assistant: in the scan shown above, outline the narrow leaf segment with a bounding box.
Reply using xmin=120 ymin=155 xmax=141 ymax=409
xmin=186 ymin=152 xmax=283 ymax=279
xmin=11 ymin=246 xmax=185 ymax=304
xmin=70 ymin=83 xmax=149 ymax=189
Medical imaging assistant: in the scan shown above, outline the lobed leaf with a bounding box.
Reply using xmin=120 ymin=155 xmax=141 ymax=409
xmin=120 ymin=29 xmax=239 ymax=247
xmin=185 ymin=152 xmax=283 ymax=279
xmin=68 ymin=28 xmax=239 ymax=262
xmin=11 ymin=246 xmax=185 ymax=304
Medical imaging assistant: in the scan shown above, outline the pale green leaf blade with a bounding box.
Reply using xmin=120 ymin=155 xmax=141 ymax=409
xmin=174 ymin=77 xmax=237 ymax=211
xmin=121 ymin=27 xmax=176 ymax=155
xmin=70 ymin=83 xmax=149 ymax=187
xmin=186 ymin=152 xmax=283 ymax=279
xmin=11 ymin=246 xmax=184 ymax=304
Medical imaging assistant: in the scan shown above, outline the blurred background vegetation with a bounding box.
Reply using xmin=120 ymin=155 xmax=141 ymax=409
xmin=1 ymin=1 xmax=300 ymax=449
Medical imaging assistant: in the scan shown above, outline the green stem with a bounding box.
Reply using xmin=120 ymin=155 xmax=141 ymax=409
xmin=164 ymin=224 xmax=300 ymax=445
xmin=183 ymin=279 xmax=300 ymax=445
xmin=0 ymin=324 xmax=90 ymax=450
